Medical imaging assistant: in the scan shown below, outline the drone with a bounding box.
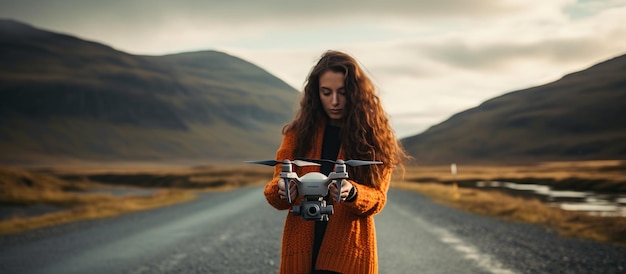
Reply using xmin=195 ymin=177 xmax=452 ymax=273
xmin=246 ymin=158 xmax=382 ymax=221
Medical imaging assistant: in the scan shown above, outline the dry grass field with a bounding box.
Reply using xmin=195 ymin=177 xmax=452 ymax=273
xmin=2 ymin=160 xmax=625 ymax=246
xmin=399 ymin=160 xmax=626 ymax=192
xmin=394 ymin=160 xmax=626 ymax=246
xmin=0 ymin=164 xmax=272 ymax=235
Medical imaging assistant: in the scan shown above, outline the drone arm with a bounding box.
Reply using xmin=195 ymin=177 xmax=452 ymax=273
xmin=284 ymin=178 xmax=292 ymax=204
xmin=334 ymin=179 xmax=343 ymax=204
xmin=263 ymin=139 xmax=297 ymax=209
xmin=283 ymin=177 xmax=302 ymax=204
xmin=263 ymin=129 xmax=329 ymax=209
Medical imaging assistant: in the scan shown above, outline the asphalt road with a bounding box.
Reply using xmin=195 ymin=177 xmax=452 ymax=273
xmin=1 ymin=186 xmax=625 ymax=274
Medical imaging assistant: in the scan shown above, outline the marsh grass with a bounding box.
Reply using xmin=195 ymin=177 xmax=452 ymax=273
xmin=0 ymin=164 xmax=272 ymax=235
xmin=4 ymin=160 xmax=625 ymax=245
xmin=394 ymin=160 xmax=626 ymax=246
xmin=0 ymin=190 xmax=194 ymax=235
xmin=400 ymin=160 xmax=626 ymax=192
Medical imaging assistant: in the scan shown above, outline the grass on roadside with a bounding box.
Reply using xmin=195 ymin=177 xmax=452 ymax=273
xmin=5 ymin=160 xmax=625 ymax=246
xmin=0 ymin=167 xmax=196 ymax=235
xmin=0 ymin=189 xmax=195 ymax=235
xmin=401 ymin=160 xmax=626 ymax=192
xmin=0 ymin=164 xmax=273 ymax=236
xmin=393 ymin=163 xmax=626 ymax=246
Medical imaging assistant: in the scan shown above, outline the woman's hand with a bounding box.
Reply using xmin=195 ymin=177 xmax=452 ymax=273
xmin=278 ymin=179 xmax=298 ymax=201
xmin=329 ymin=179 xmax=355 ymax=202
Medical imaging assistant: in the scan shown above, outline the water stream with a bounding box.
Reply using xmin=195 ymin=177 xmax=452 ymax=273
xmin=475 ymin=181 xmax=626 ymax=217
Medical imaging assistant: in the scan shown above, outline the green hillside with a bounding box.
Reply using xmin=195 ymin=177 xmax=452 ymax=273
xmin=0 ymin=19 xmax=300 ymax=165
xmin=402 ymin=54 xmax=626 ymax=165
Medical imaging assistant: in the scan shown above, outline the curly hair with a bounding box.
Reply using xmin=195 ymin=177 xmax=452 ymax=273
xmin=283 ymin=50 xmax=410 ymax=188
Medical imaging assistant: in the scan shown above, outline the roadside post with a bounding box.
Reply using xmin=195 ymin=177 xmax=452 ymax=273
xmin=451 ymin=163 xmax=460 ymax=200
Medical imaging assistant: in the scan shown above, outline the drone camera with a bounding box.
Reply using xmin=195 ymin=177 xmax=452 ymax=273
xmin=292 ymin=200 xmax=334 ymax=221
xmin=308 ymin=205 xmax=319 ymax=215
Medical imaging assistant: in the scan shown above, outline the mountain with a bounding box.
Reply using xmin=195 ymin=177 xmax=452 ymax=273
xmin=0 ymin=19 xmax=300 ymax=165
xmin=402 ymin=54 xmax=626 ymax=165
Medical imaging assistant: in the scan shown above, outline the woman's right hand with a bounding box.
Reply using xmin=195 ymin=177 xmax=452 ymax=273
xmin=278 ymin=179 xmax=298 ymax=201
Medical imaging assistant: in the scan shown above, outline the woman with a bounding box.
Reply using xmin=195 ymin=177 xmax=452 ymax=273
xmin=264 ymin=50 xmax=410 ymax=274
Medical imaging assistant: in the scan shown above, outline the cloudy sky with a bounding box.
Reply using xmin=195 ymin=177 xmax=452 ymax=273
xmin=1 ymin=0 xmax=625 ymax=138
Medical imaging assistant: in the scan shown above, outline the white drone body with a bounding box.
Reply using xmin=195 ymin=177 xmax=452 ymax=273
xmin=247 ymin=158 xmax=382 ymax=221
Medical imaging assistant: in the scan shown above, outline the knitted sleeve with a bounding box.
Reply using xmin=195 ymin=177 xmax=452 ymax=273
xmin=342 ymin=167 xmax=392 ymax=216
xmin=263 ymin=131 xmax=296 ymax=210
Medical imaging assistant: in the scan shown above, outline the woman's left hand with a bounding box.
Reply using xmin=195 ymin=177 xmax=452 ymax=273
xmin=329 ymin=179 xmax=355 ymax=202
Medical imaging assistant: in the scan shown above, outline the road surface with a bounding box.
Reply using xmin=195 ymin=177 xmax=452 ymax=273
xmin=1 ymin=186 xmax=625 ymax=273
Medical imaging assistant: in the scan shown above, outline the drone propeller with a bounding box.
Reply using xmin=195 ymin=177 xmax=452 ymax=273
xmin=245 ymin=159 xmax=320 ymax=167
xmin=343 ymin=159 xmax=383 ymax=166
xmin=296 ymin=158 xmax=383 ymax=166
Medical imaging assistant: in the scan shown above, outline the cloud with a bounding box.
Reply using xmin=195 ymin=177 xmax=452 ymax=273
xmin=0 ymin=0 xmax=535 ymax=22
xmin=0 ymin=0 xmax=544 ymax=54
xmin=417 ymin=36 xmax=623 ymax=71
xmin=1 ymin=0 xmax=625 ymax=139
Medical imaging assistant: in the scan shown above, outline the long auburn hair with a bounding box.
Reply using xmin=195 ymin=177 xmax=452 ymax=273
xmin=283 ymin=50 xmax=410 ymax=188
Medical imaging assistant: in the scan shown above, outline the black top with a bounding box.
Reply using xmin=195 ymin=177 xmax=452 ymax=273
xmin=312 ymin=124 xmax=341 ymax=271
xmin=319 ymin=125 xmax=341 ymax=175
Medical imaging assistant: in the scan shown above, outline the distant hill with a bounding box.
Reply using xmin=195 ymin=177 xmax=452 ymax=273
xmin=402 ymin=53 xmax=626 ymax=165
xmin=0 ymin=19 xmax=300 ymax=165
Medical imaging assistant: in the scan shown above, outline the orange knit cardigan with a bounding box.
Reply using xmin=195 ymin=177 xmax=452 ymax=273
xmin=263 ymin=123 xmax=392 ymax=274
